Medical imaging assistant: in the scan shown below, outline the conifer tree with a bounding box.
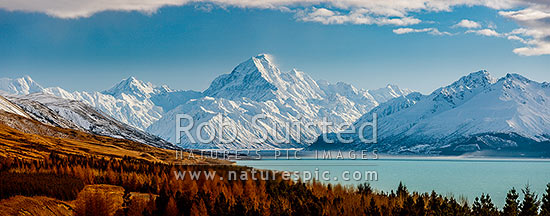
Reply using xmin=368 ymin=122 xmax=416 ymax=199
xmin=365 ymin=197 xmax=380 ymax=216
xmin=540 ymin=183 xmax=550 ymax=216
xmin=400 ymin=195 xmax=415 ymax=216
xmin=428 ymin=191 xmax=441 ymax=214
xmin=481 ymin=194 xmax=499 ymax=216
xmin=397 ymin=182 xmax=408 ymax=198
xmin=519 ymin=184 xmax=539 ymax=216
xmin=472 ymin=194 xmax=498 ymax=216
xmin=414 ymin=196 xmax=426 ymax=216
xmin=502 ymin=188 xmax=520 ymax=216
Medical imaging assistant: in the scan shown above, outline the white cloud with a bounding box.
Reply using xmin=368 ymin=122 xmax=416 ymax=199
xmin=499 ymin=8 xmax=550 ymax=22
xmin=0 ymin=0 xmax=522 ymax=19
xmin=1 ymin=0 xmax=550 ymax=55
xmin=297 ymin=8 xmax=421 ymax=26
xmin=513 ymin=43 xmax=550 ymax=56
xmin=393 ymin=27 xmax=450 ymax=36
xmin=454 ymin=19 xmax=481 ymax=28
xmin=507 ymin=35 xmax=527 ymax=43
xmin=0 ymin=0 xmax=192 ymax=19
xmin=466 ymin=29 xmax=501 ymax=37
xmin=499 ymin=7 xmax=550 ymax=56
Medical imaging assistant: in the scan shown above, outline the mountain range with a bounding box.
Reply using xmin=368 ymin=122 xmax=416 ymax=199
xmin=311 ymin=71 xmax=550 ymax=157
xmin=0 ymin=54 xmax=410 ymax=149
xmin=2 ymin=55 xmax=548 ymax=156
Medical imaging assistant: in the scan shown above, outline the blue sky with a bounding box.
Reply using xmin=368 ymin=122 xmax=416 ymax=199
xmin=0 ymin=1 xmax=549 ymax=94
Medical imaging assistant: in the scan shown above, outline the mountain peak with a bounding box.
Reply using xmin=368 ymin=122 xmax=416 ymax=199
xmin=102 ymin=76 xmax=156 ymax=98
xmin=0 ymin=76 xmax=44 ymax=95
xmin=127 ymin=76 xmax=138 ymax=82
xmin=440 ymin=70 xmax=496 ymax=93
xmin=204 ymin=54 xmax=285 ymax=101
xmin=254 ymin=53 xmax=273 ymax=61
xmin=368 ymin=84 xmax=410 ymax=102
xmin=464 ymin=70 xmax=496 ymax=83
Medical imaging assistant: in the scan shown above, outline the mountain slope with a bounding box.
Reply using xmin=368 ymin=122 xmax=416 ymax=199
xmin=6 ymin=95 xmax=82 ymax=129
xmin=0 ymin=110 xmax=214 ymax=164
xmin=148 ymin=54 xmax=410 ymax=149
xmin=39 ymin=77 xmax=204 ymax=131
xmin=7 ymin=93 xmax=178 ymax=149
xmin=313 ymin=71 xmax=550 ymax=156
xmin=0 ymin=95 xmax=30 ymax=118
xmin=42 ymin=85 xmax=162 ymax=131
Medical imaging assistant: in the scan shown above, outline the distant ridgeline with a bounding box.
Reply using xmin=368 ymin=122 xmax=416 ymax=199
xmin=2 ymin=61 xmax=550 ymax=156
xmin=310 ymin=71 xmax=550 ymax=157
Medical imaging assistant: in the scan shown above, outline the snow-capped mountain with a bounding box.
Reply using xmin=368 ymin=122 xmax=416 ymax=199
xmin=38 ymin=77 xmax=204 ymax=131
xmin=42 ymin=79 xmax=164 ymax=131
xmin=0 ymin=76 xmax=44 ymax=95
xmin=0 ymin=95 xmax=30 ymax=118
xmin=148 ymin=54 xmax=410 ymax=149
xmin=6 ymin=93 xmax=177 ymax=149
xmin=0 ymin=54 xmax=410 ymax=149
xmin=313 ymin=71 xmax=550 ymax=156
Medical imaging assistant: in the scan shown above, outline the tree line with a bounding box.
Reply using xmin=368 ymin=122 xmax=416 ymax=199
xmin=1 ymin=154 xmax=550 ymax=216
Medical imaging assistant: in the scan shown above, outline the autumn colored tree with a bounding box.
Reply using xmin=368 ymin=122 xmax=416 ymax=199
xmin=365 ymin=197 xmax=380 ymax=216
xmin=413 ymin=196 xmax=426 ymax=216
xmin=74 ymin=191 xmax=113 ymax=216
xmin=8 ymin=152 xmax=550 ymax=216
xmin=164 ymin=196 xmax=179 ymax=216
xmin=190 ymin=199 xmax=208 ymax=216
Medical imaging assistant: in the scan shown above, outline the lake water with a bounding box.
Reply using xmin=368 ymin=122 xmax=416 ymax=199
xmin=236 ymin=155 xmax=550 ymax=208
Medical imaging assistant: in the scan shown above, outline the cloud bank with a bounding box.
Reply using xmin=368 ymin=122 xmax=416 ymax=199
xmin=1 ymin=0 xmax=550 ymax=55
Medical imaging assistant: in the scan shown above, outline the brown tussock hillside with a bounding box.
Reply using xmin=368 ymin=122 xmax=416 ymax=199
xmin=0 ymin=196 xmax=73 ymax=216
xmin=0 ymin=110 xmax=223 ymax=164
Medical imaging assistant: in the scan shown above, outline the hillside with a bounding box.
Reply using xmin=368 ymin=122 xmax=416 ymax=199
xmin=0 ymin=196 xmax=73 ymax=216
xmin=0 ymin=110 xmax=219 ymax=164
xmin=7 ymin=93 xmax=177 ymax=149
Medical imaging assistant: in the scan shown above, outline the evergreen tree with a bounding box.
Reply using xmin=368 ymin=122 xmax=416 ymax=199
xmin=358 ymin=183 xmax=373 ymax=196
xmin=481 ymin=194 xmax=499 ymax=216
xmin=472 ymin=194 xmax=498 ymax=216
xmin=428 ymin=191 xmax=441 ymax=215
xmin=502 ymin=188 xmax=520 ymax=216
xmin=540 ymin=183 xmax=550 ymax=216
xmin=397 ymin=182 xmax=408 ymax=198
xmin=519 ymin=184 xmax=540 ymax=216
xmin=413 ymin=196 xmax=426 ymax=216
xmin=365 ymin=197 xmax=380 ymax=216
xmin=399 ymin=195 xmax=415 ymax=216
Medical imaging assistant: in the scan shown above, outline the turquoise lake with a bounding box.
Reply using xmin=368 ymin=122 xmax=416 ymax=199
xmin=236 ymin=156 xmax=550 ymax=208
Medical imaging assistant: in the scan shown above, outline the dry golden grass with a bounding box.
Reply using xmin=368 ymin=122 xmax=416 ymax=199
xmin=0 ymin=196 xmax=73 ymax=216
xmin=0 ymin=111 xmax=225 ymax=165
